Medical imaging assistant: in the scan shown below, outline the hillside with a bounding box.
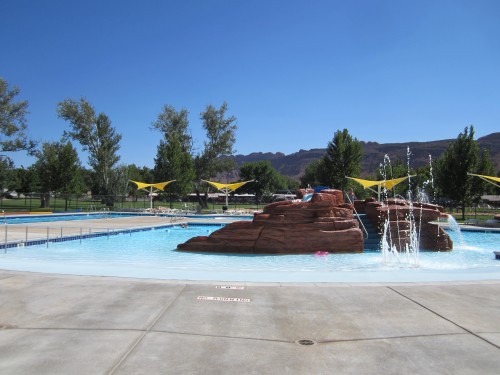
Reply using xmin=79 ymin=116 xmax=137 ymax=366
xmin=233 ymin=132 xmax=500 ymax=179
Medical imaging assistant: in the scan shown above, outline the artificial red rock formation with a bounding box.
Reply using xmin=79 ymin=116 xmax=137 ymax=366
xmin=177 ymin=189 xmax=364 ymax=254
xmin=362 ymin=198 xmax=452 ymax=251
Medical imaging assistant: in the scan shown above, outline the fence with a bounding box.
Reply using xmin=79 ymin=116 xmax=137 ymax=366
xmin=0 ymin=193 xmax=173 ymax=212
xmin=0 ymin=193 xmax=263 ymax=213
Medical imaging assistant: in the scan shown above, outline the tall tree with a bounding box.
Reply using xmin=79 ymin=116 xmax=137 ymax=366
xmin=151 ymin=105 xmax=191 ymax=152
xmin=152 ymin=105 xmax=195 ymax=203
xmin=108 ymin=165 xmax=130 ymax=204
xmin=154 ymin=137 xmax=195 ymax=203
xmin=57 ymin=98 xmax=122 ymax=203
xmin=34 ymin=140 xmax=81 ymax=209
xmin=435 ymin=126 xmax=478 ymax=219
xmin=194 ymin=102 xmax=237 ymax=207
xmin=322 ymin=129 xmax=363 ymax=192
xmin=0 ymin=78 xmax=37 ymax=154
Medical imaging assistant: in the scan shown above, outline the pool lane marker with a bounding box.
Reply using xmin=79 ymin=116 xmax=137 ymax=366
xmin=197 ymin=296 xmax=250 ymax=303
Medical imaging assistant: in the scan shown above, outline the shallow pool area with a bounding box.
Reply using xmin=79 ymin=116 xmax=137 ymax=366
xmin=1 ymin=224 xmax=499 ymax=283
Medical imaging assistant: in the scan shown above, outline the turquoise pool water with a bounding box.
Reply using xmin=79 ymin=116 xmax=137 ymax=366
xmin=1 ymin=225 xmax=499 ymax=282
xmin=3 ymin=212 xmax=136 ymax=224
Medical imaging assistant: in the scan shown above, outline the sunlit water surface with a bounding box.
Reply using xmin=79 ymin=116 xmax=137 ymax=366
xmin=1 ymin=225 xmax=499 ymax=282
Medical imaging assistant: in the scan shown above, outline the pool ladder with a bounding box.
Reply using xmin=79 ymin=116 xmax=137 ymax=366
xmin=100 ymin=207 xmax=110 ymax=219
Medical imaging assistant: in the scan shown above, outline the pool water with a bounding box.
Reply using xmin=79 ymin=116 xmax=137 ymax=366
xmin=3 ymin=213 xmax=135 ymax=224
xmin=1 ymin=226 xmax=499 ymax=282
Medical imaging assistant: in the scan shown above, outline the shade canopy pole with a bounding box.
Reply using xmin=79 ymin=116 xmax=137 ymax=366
xmin=202 ymin=180 xmax=254 ymax=208
xmin=129 ymin=180 xmax=175 ymax=210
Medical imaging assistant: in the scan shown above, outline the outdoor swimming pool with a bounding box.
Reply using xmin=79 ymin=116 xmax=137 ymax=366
xmin=1 ymin=225 xmax=499 ymax=282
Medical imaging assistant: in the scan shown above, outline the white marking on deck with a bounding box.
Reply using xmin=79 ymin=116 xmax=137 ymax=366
xmin=215 ymin=285 xmax=245 ymax=289
xmin=197 ymin=296 xmax=250 ymax=302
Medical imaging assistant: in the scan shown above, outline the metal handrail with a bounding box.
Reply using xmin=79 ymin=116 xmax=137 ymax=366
xmin=0 ymin=224 xmax=126 ymax=250
xmin=345 ymin=193 xmax=369 ymax=239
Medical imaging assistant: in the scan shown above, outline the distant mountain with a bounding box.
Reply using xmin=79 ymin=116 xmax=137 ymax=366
xmin=233 ymin=133 xmax=500 ymax=179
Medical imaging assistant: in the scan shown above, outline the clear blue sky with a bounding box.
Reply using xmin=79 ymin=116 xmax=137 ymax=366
xmin=2 ymin=0 xmax=499 ymax=168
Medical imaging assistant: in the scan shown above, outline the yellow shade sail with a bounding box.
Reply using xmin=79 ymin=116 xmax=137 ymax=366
xmin=468 ymin=173 xmax=500 ymax=188
xmin=347 ymin=176 xmax=414 ymax=190
xmin=202 ymin=180 xmax=254 ymax=206
xmin=202 ymin=180 xmax=253 ymax=193
xmin=129 ymin=180 xmax=175 ymax=191
xmin=347 ymin=175 xmax=415 ymax=201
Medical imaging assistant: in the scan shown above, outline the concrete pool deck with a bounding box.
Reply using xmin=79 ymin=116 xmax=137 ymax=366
xmin=0 ymin=271 xmax=499 ymax=374
xmin=1 ymin=215 xmax=499 ymax=374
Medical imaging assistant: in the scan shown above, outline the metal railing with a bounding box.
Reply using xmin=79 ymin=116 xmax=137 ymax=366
xmin=345 ymin=192 xmax=369 ymax=239
xmin=0 ymin=222 xmax=179 ymax=253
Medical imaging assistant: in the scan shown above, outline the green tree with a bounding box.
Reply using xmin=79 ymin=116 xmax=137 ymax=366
xmin=154 ymin=137 xmax=195 ymax=204
xmin=0 ymin=157 xmax=15 ymax=193
xmin=57 ymin=98 xmax=122 ymax=204
xmin=108 ymin=165 xmax=130 ymax=204
xmin=34 ymin=140 xmax=81 ymax=209
xmin=194 ymin=102 xmax=237 ymax=208
xmin=283 ymin=175 xmax=300 ymax=191
xmin=12 ymin=167 xmax=34 ymax=197
xmin=471 ymin=148 xmax=495 ymax=202
xmin=239 ymin=161 xmax=299 ymax=204
xmin=152 ymin=105 xmax=195 ymax=204
xmin=151 ymin=105 xmax=192 ymax=152
xmin=0 ymin=78 xmax=36 ymax=154
xmin=322 ymin=129 xmax=363 ymax=192
xmin=16 ymin=166 xmax=40 ymax=208
xmin=300 ymin=159 xmax=327 ymax=188
xmin=435 ymin=126 xmax=478 ymax=219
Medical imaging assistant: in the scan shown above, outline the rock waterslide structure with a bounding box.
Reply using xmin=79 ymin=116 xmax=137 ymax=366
xmin=178 ymin=191 xmax=453 ymax=254
xmin=177 ymin=189 xmax=364 ymax=254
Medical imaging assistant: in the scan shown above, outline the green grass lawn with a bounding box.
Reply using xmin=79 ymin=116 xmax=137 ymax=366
xmin=0 ymin=197 xmax=262 ymax=214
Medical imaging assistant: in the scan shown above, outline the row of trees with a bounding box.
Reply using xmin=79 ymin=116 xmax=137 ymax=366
xmin=0 ymin=78 xmax=298 ymax=208
xmin=0 ymin=77 xmax=498 ymax=217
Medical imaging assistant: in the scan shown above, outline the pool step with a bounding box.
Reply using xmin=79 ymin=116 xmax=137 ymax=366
xmin=355 ymin=214 xmax=382 ymax=250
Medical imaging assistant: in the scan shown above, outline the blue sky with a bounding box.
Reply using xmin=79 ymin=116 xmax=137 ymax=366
xmin=2 ymin=0 xmax=499 ymax=168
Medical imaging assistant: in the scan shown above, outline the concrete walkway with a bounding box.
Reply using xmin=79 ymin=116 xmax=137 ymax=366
xmin=0 ymin=270 xmax=499 ymax=374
